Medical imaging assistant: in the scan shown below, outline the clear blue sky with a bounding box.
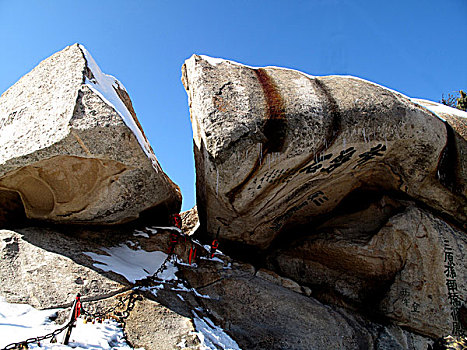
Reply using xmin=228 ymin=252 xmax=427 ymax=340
xmin=1 ymin=0 xmax=466 ymax=211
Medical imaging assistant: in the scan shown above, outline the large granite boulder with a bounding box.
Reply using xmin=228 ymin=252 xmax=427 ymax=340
xmin=182 ymin=55 xmax=466 ymax=249
xmin=0 ymin=227 xmax=127 ymax=309
xmin=412 ymin=98 xmax=467 ymax=199
xmin=181 ymin=205 xmax=200 ymax=235
xmin=0 ymin=44 xmax=181 ymax=225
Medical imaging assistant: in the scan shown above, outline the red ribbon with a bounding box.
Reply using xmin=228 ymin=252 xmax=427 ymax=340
xmin=74 ymin=294 xmax=82 ymax=320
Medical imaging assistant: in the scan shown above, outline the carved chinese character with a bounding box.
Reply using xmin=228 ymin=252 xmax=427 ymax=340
xmin=299 ymin=154 xmax=332 ymax=174
xmin=446 ymin=279 xmax=458 ymax=292
xmin=308 ymin=191 xmax=329 ymax=206
xmin=354 ymin=144 xmax=387 ymax=168
xmin=321 ymin=147 xmax=356 ymax=174
xmin=411 ymin=302 xmax=420 ymax=313
xmin=448 ymin=291 xmax=464 ymax=308
xmin=444 ymin=262 xmax=457 ymax=278
xmin=399 ymin=289 xmax=410 ymax=298
xmin=452 ymin=322 xmax=467 ymax=336
xmin=445 ymin=251 xmax=454 ymax=263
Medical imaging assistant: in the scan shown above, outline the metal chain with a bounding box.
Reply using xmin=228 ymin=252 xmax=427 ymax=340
xmin=136 ymin=235 xmax=178 ymax=287
xmin=151 ymin=253 xmax=174 ymax=280
xmin=83 ymin=291 xmax=140 ymax=345
xmin=1 ymin=292 xmax=139 ymax=350
xmin=1 ymin=318 xmax=73 ymax=350
xmin=2 ymin=229 xmax=185 ymax=349
xmin=81 ymin=291 xmax=135 ymax=320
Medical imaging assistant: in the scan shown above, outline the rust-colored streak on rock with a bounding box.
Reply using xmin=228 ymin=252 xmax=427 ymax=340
xmin=226 ymin=68 xmax=287 ymax=204
xmin=226 ymin=73 xmax=343 ymax=208
xmin=255 ymin=68 xmax=287 ymax=153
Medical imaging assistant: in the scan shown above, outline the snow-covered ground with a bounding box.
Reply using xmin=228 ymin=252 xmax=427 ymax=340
xmin=0 ymin=297 xmax=132 ymax=349
xmin=84 ymin=245 xmax=177 ymax=284
xmin=0 ymin=294 xmax=241 ymax=350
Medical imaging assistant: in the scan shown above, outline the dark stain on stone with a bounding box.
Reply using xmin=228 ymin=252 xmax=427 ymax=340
xmin=263 ymin=77 xmax=342 ymax=189
xmin=226 ymin=149 xmax=262 ymax=205
xmin=312 ymin=78 xmax=342 ymax=146
xmin=226 ymin=68 xmax=287 ymax=204
xmin=254 ymin=68 xmax=287 ymax=153
xmin=226 ymin=75 xmax=343 ymax=209
xmin=437 ymin=122 xmax=458 ymax=194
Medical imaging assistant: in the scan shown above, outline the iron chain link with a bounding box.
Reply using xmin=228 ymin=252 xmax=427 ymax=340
xmin=1 ymin=227 xmax=185 ymax=349
xmin=1 ymin=318 xmax=72 ymax=350
xmin=1 ymin=291 xmax=139 ymax=350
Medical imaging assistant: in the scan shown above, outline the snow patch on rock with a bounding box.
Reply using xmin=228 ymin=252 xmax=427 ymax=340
xmin=84 ymin=245 xmax=177 ymax=283
xmin=78 ymin=44 xmax=162 ymax=172
xmin=198 ymin=54 xmax=316 ymax=79
xmin=412 ymin=98 xmax=467 ymax=120
xmin=0 ymin=298 xmax=132 ymax=349
xmin=192 ymin=312 xmax=241 ymax=350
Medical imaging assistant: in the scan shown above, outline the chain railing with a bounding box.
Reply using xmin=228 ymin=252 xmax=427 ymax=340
xmin=1 ymin=291 xmax=140 ymax=350
xmin=81 ymin=291 xmax=135 ymax=320
xmin=1 ymin=224 xmax=207 ymax=350
xmin=1 ymin=295 xmax=82 ymax=350
xmin=1 ymin=320 xmax=72 ymax=350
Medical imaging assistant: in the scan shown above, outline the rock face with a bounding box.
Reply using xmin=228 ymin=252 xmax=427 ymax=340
xmin=0 ymin=228 xmax=128 ymax=309
xmin=0 ymin=44 xmax=181 ymax=225
xmin=412 ymin=98 xmax=467 ymax=199
xmin=123 ymin=292 xmax=201 ymax=350
xmin=183 ymin=55 xmax=467 ymax=340
xmin=0 ymin=223 xmax=443 ymax=349
xmin=0 ymin=225 xmax=204 ymax=350
xmin=182 ymin=55 xmax=466 ymax=249
xmin=267 ymin=203 xmax=467 ymax=338
xmin=181 ymin=206 xmax=199 ymax=235
xmin=179 ymin=258 xmax=432 ymax=350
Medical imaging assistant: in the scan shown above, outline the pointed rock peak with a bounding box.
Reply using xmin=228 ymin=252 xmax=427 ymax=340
xmin=0 ymin=45 xmax=181 ymax=225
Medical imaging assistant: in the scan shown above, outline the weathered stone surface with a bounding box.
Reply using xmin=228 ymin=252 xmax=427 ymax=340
xmin=181 ymin=206 xmax=199 ymax=235
xmin=268 ymin=204 xmax=467 ymax=338
xmin=0 ymin=224 xmax=205 ymax=308
xmin=182 ymin=55 xmax=466 ymax=249
xmin=179 ymin=258 xmax=432 ymax=350
xmin=0 ymin=228 xmax=127 ymax=309
xmin=0 ymin=221 xmax=442 ymax=349
xmin=0 ymin=44 xmax=181 ymax=225
xmin=124 ymin=293 xmax=201 ymax=350
xmin=412 ymin=99 xmax=467 ymax=200
xmin=0 ymin=225 xmax=207 ymax=349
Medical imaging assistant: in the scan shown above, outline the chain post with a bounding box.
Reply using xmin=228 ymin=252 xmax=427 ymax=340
xmin=62 ymin=293 xmax=80 ymax=345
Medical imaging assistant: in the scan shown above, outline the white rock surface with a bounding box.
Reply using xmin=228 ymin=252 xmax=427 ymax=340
xmin=0 ymin=44 xmax=181 ymax=224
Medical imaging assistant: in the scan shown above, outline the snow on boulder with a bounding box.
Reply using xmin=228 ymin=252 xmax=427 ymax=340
xmin=0 ymin=44 xmax=181 ymax=225
xmin=412 ymin=98 xmax=467 ymax=199
xmin=182 ymin=55 xmax=466 ymax=249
